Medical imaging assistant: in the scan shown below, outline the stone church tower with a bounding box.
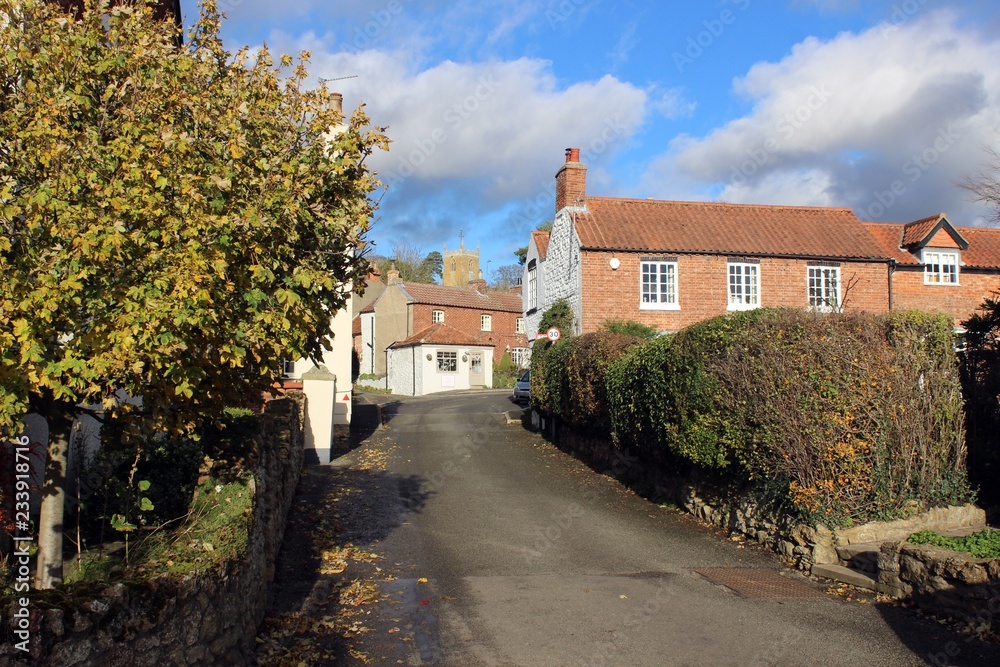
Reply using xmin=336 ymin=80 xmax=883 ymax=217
xmin=442 ymin=235 xmax=482 ymax=288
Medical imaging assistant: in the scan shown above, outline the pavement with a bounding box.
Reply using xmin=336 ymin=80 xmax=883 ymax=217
xmin=256 ymin=390 xmax=999 ymax=667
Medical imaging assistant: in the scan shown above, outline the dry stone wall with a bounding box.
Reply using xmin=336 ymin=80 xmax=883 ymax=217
xmin=0 ymin=396 xmax=304 ymax=666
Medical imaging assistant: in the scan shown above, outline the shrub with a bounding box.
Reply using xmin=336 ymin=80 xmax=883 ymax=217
xmin=608 ymin=308 xmax=971 ymax=525
xmin=565 ymin=332 xmax=647 ymax=433
xmin=600 ymin=319 xmax=660 ymax=341
xmin=908 ymin=528 xmax=1000 ymax=559
xmin=961 ymin=294 xmax=1000 ymax=507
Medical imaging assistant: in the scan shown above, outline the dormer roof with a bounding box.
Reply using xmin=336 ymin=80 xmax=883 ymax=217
xmin=900 ymin=214 xmax=968 ymax=250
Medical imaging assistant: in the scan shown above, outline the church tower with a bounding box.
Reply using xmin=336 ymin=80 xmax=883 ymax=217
xmin=442 ymin=233 xmax=482 ymax=288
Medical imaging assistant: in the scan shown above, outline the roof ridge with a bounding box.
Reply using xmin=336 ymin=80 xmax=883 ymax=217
xmin=586 ymin=195 xmax=854 ymax=213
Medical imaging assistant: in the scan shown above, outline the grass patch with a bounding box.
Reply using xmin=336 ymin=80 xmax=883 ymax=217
xmin=908 ymin=528 xmax=1000 ymax=559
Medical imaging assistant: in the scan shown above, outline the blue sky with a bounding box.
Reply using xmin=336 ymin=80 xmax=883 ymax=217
xmin=185 ymin=0 xmax=1000 ymax=278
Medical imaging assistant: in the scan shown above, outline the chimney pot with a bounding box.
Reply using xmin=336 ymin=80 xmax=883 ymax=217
xmin=331 ymin=92 xmax=344 ymax=116
xmin=566 ymin=147 xmax=580 ymax=163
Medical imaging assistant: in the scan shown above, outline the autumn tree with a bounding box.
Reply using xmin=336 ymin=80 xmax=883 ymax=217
xmin=0 ymin=0 xmax=387 ymax=587
xmin=490 ymin=264 xmax=522 ymax=290
xmin=374 ymin=243 xmax=442 ymax=283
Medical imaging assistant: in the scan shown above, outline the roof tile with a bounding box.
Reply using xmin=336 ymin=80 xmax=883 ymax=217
xmin=389 ymin=323 xmax=494 ymax=349
xmin=532 ymin=230 xmax=550 ymax=259
xmin=398 ymin=282 xmax=522 ymax=312
xmin=575 ymin=198 xmax=887 ymax=260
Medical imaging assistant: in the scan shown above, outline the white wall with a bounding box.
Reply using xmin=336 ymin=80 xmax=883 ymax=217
xmin=538 ymin=207 xmax=585 ymax=335
xmin=523 ymin=235 xmax=546 ymax=338
xmin=387 ymin=345 xmax=494 ymax=396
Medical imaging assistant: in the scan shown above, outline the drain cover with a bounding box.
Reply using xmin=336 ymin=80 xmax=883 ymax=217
xmin=694 ymin=568 xmax=824 ymax=599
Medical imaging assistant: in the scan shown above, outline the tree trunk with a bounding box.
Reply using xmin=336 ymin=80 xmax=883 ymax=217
xmin=33 ymin=404 xmax=74 ymax=590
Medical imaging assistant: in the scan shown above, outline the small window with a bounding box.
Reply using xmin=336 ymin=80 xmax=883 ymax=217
xmin=481 ymin=314 xmax=492 ymax=331
xmin=437 ymin=351 xmax=457 ymax=372
xmin=728 ymin=263 xmax=760 ymax=311
xmin=516 ymin=317 xmax=525 ymax=334
xmin=432 ymin=309 xmax=445 ymax=323
xmin=281 ymin=358 xmax=296 ymax=376
xmin=640 ymin=260 xmax=679 ymax=310
xmin=922 ymin=250 xmax=959 ymax=285
xmin=807 ymin=266 xmax=840 ymax=312
xmin=511 ymin=347 xmax=530 ymax=367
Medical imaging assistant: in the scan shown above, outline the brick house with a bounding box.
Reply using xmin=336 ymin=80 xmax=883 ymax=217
xmin=363 ymin=275 xmax=528 ymax=377
xmin=865 ymin=215 xmax=1000 ymax=327
xmin=527 ymin=148 xmax=1000 ymax=337
xmin=527 ymin=148 xmax=892 ymax=335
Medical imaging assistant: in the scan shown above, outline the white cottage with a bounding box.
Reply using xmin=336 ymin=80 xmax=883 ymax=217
xmin=386 ymin=323 xmax=494 ymax=396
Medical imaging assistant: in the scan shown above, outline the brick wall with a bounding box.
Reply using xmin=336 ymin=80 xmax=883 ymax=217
xmin=578 ymin=251 xmax=890 ymax=333
xmin=891 ymin=266 xmax=1000 ymax=325
xmin=411 ymin=304 xmax=528 ymax=354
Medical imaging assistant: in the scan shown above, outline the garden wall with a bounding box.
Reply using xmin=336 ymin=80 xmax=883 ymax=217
xmin=0 ymin=396 xmax=305 ymax=666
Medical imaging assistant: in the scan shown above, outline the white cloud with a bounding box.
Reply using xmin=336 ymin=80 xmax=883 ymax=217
xmin=655 ymin=9 xmax=1000 ymax=224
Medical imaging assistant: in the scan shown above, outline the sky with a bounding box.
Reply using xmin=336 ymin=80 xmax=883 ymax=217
xmin=184 ymin=0 xmax=1000 ymax=278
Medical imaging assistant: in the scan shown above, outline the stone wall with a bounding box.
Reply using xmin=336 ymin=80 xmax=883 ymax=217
xmin=0 ymin=396 xmax=304 ymax=666
xmin=878 ymin=542 xmax=1000 ymax=622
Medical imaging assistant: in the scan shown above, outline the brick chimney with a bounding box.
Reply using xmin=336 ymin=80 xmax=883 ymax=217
xmin=469 ymin=279 xmax=488 ymax=293
xmin=555 ymin=147 xmax=587 ymax=213
xmin=330 ymin=92 xmax=344 ymax=117
xmin=387 ymin=262 xmax=400 ymax=285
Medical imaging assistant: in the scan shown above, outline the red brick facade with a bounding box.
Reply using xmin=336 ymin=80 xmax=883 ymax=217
xmin=411 ymin=303 xmax=527 ymax=355
xmin=535 ymin=149 xmax=1000 ymax=336
xmin=579 ymin=251 xmax=889 ymax=333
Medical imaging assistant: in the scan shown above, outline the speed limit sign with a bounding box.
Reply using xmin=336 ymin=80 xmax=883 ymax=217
xmin=547 ymin=327 xmax=561 ymax=341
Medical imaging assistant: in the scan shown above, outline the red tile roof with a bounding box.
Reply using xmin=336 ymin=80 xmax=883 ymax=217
xmin=954 ymin=227 xmax=1000 ymax=269
xmin=865 ymin=221 xmax=1000 ymax=269
xmin=863 ymin=223 xmax=918 ymax=265
xmin=532 ymin=231 xmax=551 ymax=259
xmin=574 ymin=198 xmax=888 ymax=260
xmin=900 ymin=214 xmax=946 ymax=247
xmin=389 ymin=323 xmax=494 ymax=349
xmin=398 ymin=282 xmax=522 ymax=313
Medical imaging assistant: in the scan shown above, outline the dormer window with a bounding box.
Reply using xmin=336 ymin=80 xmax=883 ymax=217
xmin=922 ymin=249 xmax=959 ymax=285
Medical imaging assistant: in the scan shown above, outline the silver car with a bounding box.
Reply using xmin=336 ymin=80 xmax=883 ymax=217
xmin=512 ymin=370 xmax=531 ymax=403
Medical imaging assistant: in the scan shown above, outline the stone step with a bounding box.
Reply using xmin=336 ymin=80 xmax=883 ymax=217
xmin=835 ymin=543 xmax=881 ymax=574
xmin=811 ymin=563 xmax=878 ymax=592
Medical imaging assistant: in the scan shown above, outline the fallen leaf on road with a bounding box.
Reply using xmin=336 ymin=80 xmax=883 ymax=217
xmin=619 ymin=595 xmax=628 ymax=599
xmin=419 ymin=600 xmax=431 ymax=606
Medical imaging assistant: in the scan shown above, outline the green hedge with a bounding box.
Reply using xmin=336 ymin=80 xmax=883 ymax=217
xmin=548 ymin=308 xmax=971 ymax=526
xmin=564 ymin=332 xmax=646 ymax=433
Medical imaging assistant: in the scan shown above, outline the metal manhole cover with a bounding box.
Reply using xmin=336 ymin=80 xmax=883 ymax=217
xmin=694 ymin=568 xmax=824 ymax=599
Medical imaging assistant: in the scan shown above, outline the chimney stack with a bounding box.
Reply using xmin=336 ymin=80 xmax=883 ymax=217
xmin=555 ymin=147 xmax=587 ymax=214
xmin=330 ymin=92 xmax=344 ymax=117
xmin=387 ymin=262 xmax=400 ymax=285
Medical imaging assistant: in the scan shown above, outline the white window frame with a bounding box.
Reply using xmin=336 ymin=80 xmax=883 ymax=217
xmin=807 ymin=266 xmax=840 ymax=312
xmin=527 ymin=260 xmax=537 ymax=310
xmin=515 ymin=317 xmax=525 ymax=334
xmin=436 ymin=350 xmax=457 ymax=373
xmin=281 ymin=358 xmax=297 ymax=377
xmin=511 ymin=347 xmax=530 ymax=368
xmin=639 ymin=260 xmax=679 ymax=310
xmin=727 ymin=262 xmax=760 ymax=311
xmin=432 ymin=309 xmax=445 ymax=323
xmin=922 ymin=249 xmax=960 ymax=285
xmin=481 ymin=314 xmax=492 ymax=331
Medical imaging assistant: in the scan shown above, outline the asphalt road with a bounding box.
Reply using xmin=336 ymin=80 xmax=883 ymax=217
xmin=273 ymin=390 xmax=999 ymax=667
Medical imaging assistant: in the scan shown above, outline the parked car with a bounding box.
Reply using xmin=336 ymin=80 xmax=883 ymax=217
xmin=512 ymin=370 xmax=531 ymax=403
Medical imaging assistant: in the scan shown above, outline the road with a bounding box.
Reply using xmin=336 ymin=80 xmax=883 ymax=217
xmin=261 ymin=390 xmax=998 ymax=667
